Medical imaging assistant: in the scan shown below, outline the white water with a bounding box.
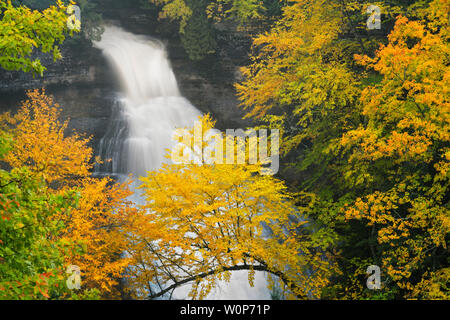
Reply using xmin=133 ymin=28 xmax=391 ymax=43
xmin=94 ymin=26 xmax=271 ymax=300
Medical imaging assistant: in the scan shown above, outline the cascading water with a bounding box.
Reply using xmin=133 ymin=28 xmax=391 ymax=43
xmin=94 ymin=26 xmax=202 ymax=182
xmin=94 ymin=26 xmax=271 ymax=300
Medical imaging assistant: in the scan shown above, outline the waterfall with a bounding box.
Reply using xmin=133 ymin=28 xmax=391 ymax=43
xmin=93 ymin=26 xmax=201 ymax=180
xmin=94 ymin=26 xmax=271 ymax=300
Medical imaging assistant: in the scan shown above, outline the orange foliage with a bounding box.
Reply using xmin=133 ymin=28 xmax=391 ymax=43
xmin=342 ymin=13 xmax=449 ymax=298
xmin=0 ymin=89 xmax=139 ymax=298
xmin=0 ymin=89 xmax=93 ymax=185
xmin=56 ymin=177 xmax=139 ymax=298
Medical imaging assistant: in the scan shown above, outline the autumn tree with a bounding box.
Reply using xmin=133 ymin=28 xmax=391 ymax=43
xmin=0 ymin=90 xmax=139 ymax=299
xmin=236 ymin=0 xmax=448 ymax=299
xmin=236 ymin=0 xmax=362 ymax=192
xmin=12 ymin=0 xmax=105 ymax=42
xmin=0 ymin=0 xmax=78 ymax=75
xmin=0 ymin=89 xmax=93 ymax=186
xmin=236 ymin=0 xmax=437 ymax=181
xmin=55 ymin=177 xmax=139 ymax=298
xmin=0 ymin=146 xmax=85 ymax=299
xmin=340 ymin=5 xmax=449 ymax=299
xmin=126 ymin=116 xmax=338 ymax=300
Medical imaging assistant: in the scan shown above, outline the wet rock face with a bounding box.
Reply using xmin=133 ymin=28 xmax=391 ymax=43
xmin=168 ymin=19 xmax=255 ymax=130
xmin=0 ymin=5 xmax=253 ymax=154
xmin=0 ymin=41 xmax=116 ymax=151
xmin=0 ymin=44 xmax=96 ymax=93
xmin=171 ymin=54 xmax=252 ymax=131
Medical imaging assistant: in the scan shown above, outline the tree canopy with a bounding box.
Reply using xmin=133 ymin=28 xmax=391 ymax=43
xmin=126 ymin=116 xmax=337 ymax=299
xmin=0 ymin=0 xmax=76 ymax=75
xmin=236 ymin=0 xmax=449 ymax=299
xmin=0 ymin=90 xmax=139 ymax=299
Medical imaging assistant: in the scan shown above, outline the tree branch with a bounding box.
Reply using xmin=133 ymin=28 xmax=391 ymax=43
xmin=146 ymin=264 xmax=305 ymax=300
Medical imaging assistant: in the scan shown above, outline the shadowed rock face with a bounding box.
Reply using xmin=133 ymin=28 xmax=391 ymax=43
xmin=0 ymin=40 xmax=116 ymax=151
xmin=0 ymin=3 xmax=254 ymax=156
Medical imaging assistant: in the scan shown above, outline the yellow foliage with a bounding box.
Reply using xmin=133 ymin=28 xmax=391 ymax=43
xmin=0 ymin=89 xmax=93 ymax=185
xmin=1 ymin=89 xmax=139 ymax=298
xmin=126 ymin=116 xmax=337 ymax=299
xmin=56 ymin=177 xmax=139 ymax=298
xmin=236 ymin=0 xmax=360 ymax=155
xmin=342 ymin=13 xmax=449 ymax=298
